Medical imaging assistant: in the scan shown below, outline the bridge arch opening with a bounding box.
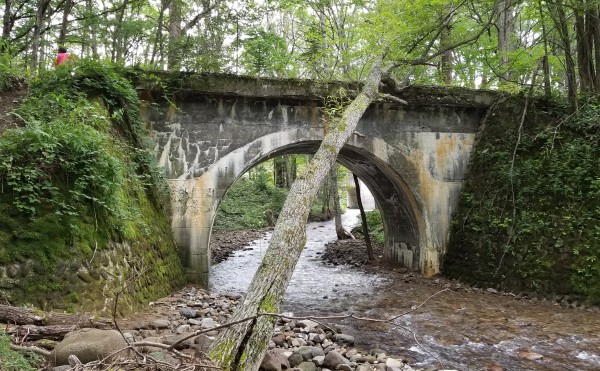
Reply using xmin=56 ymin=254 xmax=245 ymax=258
xmin=168 ymin=129 xmax=437 ymax=285
xmin=206 ymin=140 xmax=424 ymax=272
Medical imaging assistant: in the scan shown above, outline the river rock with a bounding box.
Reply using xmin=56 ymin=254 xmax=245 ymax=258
xmin=297 ymin=319 xmax=319 ymax=330
xmin=193 ymin=334 xmax=214 ymax=353
xmin=324 ymin=350 xmax=351 ymax=368
xmin=179 ymin=307 xmax=198 ymax=319
xmin=140 ymin=336 xmax=163 ymax=352
xmin=151 ymin=319 xmax=171 ymax=329
xmin=261 ymin=349 xmax=291 ymax=371
xmin=201 ymin=317 xmax=219 ymax=329
xmin=272 ymin=333 xmax=287 ymax=346
xmin=298 ymin=361 xmax=317 ymax=371
xmin=334 ymin=334 xmax=355 ymax=345
xmin=518 ymin=350 xmax=544 ymax=360
xmin=176 ymin=324 xmax=191 ymax=334
xmin=386 ymin=358 xmax=404 ymax=368
xmin=50 ymin=328 xmax=131 ymax=366
xmin=356 ymin=364 xmax=373 ymax=371
xmin=297 ymin=345 xmax=324 ymax=360
xmin=163 ymin=334 xmax=194 ymax=349
xmin=288 ymin=352 xmax=305 ymax=367
xmin=336 ymin=364 xmax=353 ymax=371
xmin=313 ymin=355 xmax=325 ymax=366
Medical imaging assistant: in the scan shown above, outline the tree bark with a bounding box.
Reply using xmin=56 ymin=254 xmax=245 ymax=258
xmin=168 ymin=0 xmax=183 ymax=69
xmin=331 ymin=164 xmax=348 ymax=240
xmin=30 ymin=0 xmax=51 ymax=73
xmin=2 ymin=0 xmax=12 ymax=44
xmin=353 ymin=174 xmax=374 ymax=260
xmin=496 ymin=0 xmax=516 ymax=85
xmin=440 ymin=9 xmax=453 ymax=85
xmin=58 ymin=0 xmax=74 ymax=47
xmin=550 ymin=1 xmax=578 ymax=110
xmin=575 ymin=8 xmax=594 ymax=91
xmin=208 ymin=55 xmax=385 ymax=371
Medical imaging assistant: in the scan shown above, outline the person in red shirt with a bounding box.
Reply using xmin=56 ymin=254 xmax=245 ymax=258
xmin=54 ymin=47 xmax=76 ymax=67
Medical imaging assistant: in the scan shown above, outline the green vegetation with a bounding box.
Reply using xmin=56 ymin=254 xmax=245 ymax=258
xmin=214 ymin=171 xmax=287 ymax=231
xmin=214 ymin=161 xmax=349 ymax=231
xmin=0 ymin=331 xmax=38 ymax=371
xmin=445 ymin=95 xmax=600 ymax=303
xmin=351 ymin=209 xmax=384 ymax=244
xmin=0 ymin=61 xmax=184 ymax=310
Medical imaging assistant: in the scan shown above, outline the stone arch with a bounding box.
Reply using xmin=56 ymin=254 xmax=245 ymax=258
xmin=169 ymin=129 xmax=438 ymax=285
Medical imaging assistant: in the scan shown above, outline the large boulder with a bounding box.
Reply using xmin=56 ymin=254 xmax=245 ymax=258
xmin=50 ymin=328 xmax=131 ymax=366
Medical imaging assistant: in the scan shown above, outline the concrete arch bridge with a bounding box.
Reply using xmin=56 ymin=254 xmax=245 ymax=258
xmin=140 ymin=74 xmax=496 ymax=285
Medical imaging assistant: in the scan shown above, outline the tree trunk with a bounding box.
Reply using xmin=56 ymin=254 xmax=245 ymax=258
xmin=551 ymin=1 xmax=578 ymax=110
xmin=593 ymin=6 xmax=600 ymax=92
xmin=151 ymin=0 xmax=168 ymax=65
xmin=168 ymin=0 xmax=183 ymax=69
xmin=208 ymin=55 xmax=385 ymax=371
xmin=58 ymin=0 xmax=74 ymax=47
xmin=496 ymin=0 xmax=516 ymax=85
xmin=353 ymin=174 xmax=374 ymax=261
xmin=440 ymin=10 xmax=453 ymax=85
xmin=30 ymin=0 xmax=51 ymax=73
xmin=575 ymin=9 xmax=595 ymax=92
xmin=331 ymin=164 xmax=347 ymax=240
xmin=285 ymin=155 xmax=297 ymax=189
xmin=273 ymin=157 xmax=286 ymax=188
xmin=2 ymin=0 xmax=12 ymax=45
xmin=86 ymin=0 xmax=98 ymax=58
xmin=111 ymin=0 xmax=129 ymax=63
xmin=537 ymin=0 xmax=552 ymax=99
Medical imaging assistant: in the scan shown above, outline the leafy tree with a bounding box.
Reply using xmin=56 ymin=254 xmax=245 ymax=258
xmin=240 ymin=29 xmax=290 ymax=77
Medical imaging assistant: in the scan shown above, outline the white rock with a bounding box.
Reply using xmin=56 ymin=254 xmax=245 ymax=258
xmin=385 ymin=358 xmax=403 ymax=368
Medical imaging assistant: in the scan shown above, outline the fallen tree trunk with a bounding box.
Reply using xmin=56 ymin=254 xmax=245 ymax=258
xmin=209 ymin=55 xmax=389 ymax=371
xmin=0 ymin=304 xmax=44 ymax=325
xmin=5 ymin=324 xmax=77 ymax=341
xmin=0 ymin=304 xmax=113 ymax=328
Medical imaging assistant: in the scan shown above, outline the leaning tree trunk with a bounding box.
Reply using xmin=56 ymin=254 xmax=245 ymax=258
xmin=208 ymin=55 xmax=385 ymax=371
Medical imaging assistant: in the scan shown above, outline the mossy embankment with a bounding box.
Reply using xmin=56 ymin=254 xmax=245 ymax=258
xmin=0 ymin=62 xmax=185 ymax=313
xmin=444 ymin=94 xmax=600 ymax=303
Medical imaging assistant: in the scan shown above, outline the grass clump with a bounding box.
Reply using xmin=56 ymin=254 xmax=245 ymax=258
xmin=0 ymin=331 xmax=38 ymax=371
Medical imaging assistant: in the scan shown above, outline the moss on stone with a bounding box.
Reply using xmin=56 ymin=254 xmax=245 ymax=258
xmin=444 ymin=94 xmax=600 ymax=303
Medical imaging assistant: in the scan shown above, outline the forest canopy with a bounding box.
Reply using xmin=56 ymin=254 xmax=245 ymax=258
xmin=1 ymin=0 xmax=600 ymax=105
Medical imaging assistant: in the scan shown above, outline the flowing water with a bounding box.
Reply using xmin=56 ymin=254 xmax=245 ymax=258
xmin=210 ymin=210 xmax=600 ymax=370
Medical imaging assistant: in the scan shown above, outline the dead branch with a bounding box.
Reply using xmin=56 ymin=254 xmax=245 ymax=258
xmin=378 ymin=93 xmax=409 ymax=105
xmin=9 ymin=343 xmax=52 ymax=357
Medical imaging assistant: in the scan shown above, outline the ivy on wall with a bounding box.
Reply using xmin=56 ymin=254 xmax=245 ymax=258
xmin=444 ymin=94 xmax=600 ymax=303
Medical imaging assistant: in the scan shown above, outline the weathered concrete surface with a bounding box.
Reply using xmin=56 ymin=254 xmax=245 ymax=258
xmin=140 ymin=74 xmax=496 ymax=285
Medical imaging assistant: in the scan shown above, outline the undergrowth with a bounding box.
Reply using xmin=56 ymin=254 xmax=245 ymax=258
xmin=445 ymin=94 xmax=600 ymax=303
xmin=0 ymin=60 xmax=183 ymax=309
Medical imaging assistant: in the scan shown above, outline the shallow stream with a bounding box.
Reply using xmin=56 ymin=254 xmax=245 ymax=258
xmin=210 ymin=210 xmax=600 ymax=370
